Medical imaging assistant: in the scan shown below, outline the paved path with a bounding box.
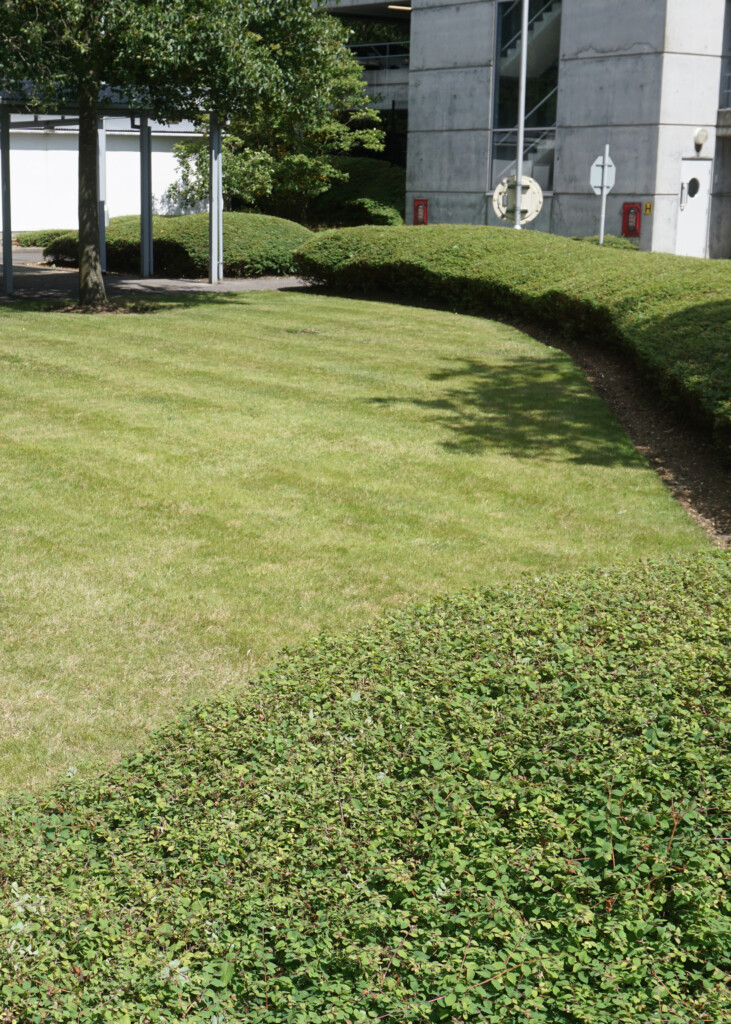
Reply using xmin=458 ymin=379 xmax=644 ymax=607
xmin=2 ymin=248 xmax=309 ymax=302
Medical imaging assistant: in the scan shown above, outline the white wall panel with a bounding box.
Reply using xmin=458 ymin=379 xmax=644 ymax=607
xmin=8 ymin=130 xmax=195 ymax=232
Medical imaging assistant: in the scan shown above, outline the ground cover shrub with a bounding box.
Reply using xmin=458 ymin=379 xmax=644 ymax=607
xmin=15 ymin=228 xmax=72 ymax=248
xmin=44 ymin=212 xmax=312 ymax=278
xmin=573 ymin=234 xmax=640 ymax=250
xmin=1 ymin=553 xmax=729 ymax=1022
xmin=294 ymin=225 xmax=731 ymax=454
xmin=307 ymin=156 xmax=405 ymax=226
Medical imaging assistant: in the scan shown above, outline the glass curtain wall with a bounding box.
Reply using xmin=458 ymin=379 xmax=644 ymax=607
xmin=491 ymin=0 xmax=562 ymax=191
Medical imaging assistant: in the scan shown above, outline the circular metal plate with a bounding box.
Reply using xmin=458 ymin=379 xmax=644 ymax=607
xmin=492 ymin=175 xmax=544 ymax=225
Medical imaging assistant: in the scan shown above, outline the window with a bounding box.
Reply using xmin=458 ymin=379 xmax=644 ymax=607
xmin=491 ymin=0 xmax=562 ymax=191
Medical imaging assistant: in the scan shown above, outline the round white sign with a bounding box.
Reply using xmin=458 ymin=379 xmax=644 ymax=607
xmin=492 ymin=175 xmax=544 ymax=225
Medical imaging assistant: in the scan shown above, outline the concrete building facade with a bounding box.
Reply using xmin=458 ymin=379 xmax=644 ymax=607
xmin=336 ymin=0 xmax=731 ymax=257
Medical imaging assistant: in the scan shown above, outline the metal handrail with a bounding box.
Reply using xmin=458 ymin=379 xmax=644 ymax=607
xmin=493 ymin=126 xmax=557 ymax=176
xmin=501 ymin=0 xmax=559 ymax=57
xmin=517 ymin=85 xmax=557 ymax=128
xmin=348 ymin=41 xmax=410 ymax=70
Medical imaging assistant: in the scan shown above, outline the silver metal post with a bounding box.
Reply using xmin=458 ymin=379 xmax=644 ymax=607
xmin=599 ymin=143 xmax=609 ymax=246
xmin=217 ymin=132 xmax=223 ymax=278
xmin=140 ymin=116 xmax=153 ymax=278
xmin=1 ymin=105 xmax=12 ymax=297
xmin=98 ymin=117 xmax=107 ymax=273
xmin=209 ymin=114 xmax=223 ymax=284
xmin=514 ymin=0 xmax=529 ymax=230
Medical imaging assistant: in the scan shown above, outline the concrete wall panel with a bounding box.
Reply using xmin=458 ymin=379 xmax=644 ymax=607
xmin=551 ymin=192 xmax=642 ymax=244
xmin=409 ymin=67 xmax=493 ymax=131
xmin=413 ymin=0 xmax=488 ymax=9
xmin=410 ymin=3 xmax=495 ymax=71
xmin=405 ymin=189 xmax=487 ymax=224
xmin=557 ymin=54 xmax=664 ymax=127
xmin=554 ymin=125 xmax=659 ymax=197
xmin=560 ymin=0 xmax=666 ymax=59
xmin=407 ymin=129 xmax=490 ymax=193
xmin=647 ymin=193 xmax=684 ymax=253
xmin=659 ymin=54 xmax=724 ymax=126
xmin=363 ymin=68 xmax=410 ymax=110
xmin=664 ymin=0 xmax=726 ymax=56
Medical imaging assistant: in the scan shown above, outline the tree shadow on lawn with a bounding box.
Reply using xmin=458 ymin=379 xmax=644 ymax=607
xmin=369 ymin=354 xmax=646 ymax=466
xmin=0 ymin=291 xmax=253 ymax=315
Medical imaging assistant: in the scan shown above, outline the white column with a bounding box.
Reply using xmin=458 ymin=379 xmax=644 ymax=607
xmin=209 ymin=114 xmax=223 ymax=284
xmin=1 ymin=105 xmax=12 ymax=296
xmin=140 ymin=116 xmax=153 ymax=278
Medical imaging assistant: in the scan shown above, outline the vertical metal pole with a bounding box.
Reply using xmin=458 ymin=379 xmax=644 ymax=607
xmin=1 ymin=105 xmax=12 ymax=297
xmin=98 ymin=117 xmax=107 ymax=273
xmin=217 ymin=125 xmax=223 ymax=279
xmin=209 ymin=114 xmax=223 ymax=284
xmin=599 ymin=143 xmax=609 ymax=246
xmin=140 ymin=115 xmax=153 ymax=278
xmin=514 ymin=0 xmax=529 ymax=230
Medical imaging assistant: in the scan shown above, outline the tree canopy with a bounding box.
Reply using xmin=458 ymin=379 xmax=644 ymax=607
xmin=0 ymin=0 xmax=375 ymax=304
xmin=167 ymin=13 xmax=382 ymax=222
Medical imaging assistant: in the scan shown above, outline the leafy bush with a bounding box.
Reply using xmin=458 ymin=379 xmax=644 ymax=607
xmin=45 ymin=212 xmax=312 ymax=278
xmin=294 ymin=225 xmax=731 ymax=454
xmin=308 ymin=156 xmax=405 ymax=227
xmin=1 ymin=554 xmax=729 ymax=1022
xmin=15 ymin=228 xmax=73 ymax=248
xmin=336 ymin=196 xmax=404 ymax=226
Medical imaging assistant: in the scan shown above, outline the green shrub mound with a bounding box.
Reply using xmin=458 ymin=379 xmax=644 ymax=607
xmin=572 ymin=234 xmax=640 ymax=250
xmin=45 ymin=212 xmax=312 ymax=278
xmin=309 ymin=156 xmax=405 ymax=227
xmin=15 ymin=228 xmax=73 ymax=248
xmin=1 ymin=555 xmax=730 ymax=1022
xmin=294 ymin=225 xmax=731 ymax=454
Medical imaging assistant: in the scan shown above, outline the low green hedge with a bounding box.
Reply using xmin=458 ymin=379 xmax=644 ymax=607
xmin=15 ymin=228 xmax=73 ymax=248
xmin=45 ymin=212 xmax=312 ymax=278
xmin=294 ymin=225 xmax=731 ymax=454
xmin=1 ymin=554 xmax=729 ymax=1022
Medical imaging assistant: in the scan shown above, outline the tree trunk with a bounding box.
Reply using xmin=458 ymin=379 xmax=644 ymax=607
xmin=78 ymin=82 xmax=107 ymax=307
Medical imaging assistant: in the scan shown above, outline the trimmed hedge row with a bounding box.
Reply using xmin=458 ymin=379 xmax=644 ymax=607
xmin=45 ymin=212 xmax=312 ymax=278
xmin=15 ymin=228 xmax=73 ymax=248
xmin=293 ymin=225 xmax=731 ymax=453
xmin=1 ymin=554 xmax=730 ymax=1022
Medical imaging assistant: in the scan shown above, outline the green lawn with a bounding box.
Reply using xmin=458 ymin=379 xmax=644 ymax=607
xmin=0 ymin=292 xmax=707 ymax=791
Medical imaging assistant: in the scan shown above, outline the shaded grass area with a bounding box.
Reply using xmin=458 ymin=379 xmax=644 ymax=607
xmin=0 ymin=292 xmax=706 ymax=791
xmin=294 ymin=226 xmax=731 ymax=452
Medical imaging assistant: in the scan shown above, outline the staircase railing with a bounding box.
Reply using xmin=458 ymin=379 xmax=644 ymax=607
xmin=492 ymin=126 xmax=557 ymax=179
xmin=517 ymin=85 xmax=557 ymax=128
xmin=500 ymin=0 xmax=559 ymax=58
xmin=348 ymin=42 xmax=410 ymax=71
